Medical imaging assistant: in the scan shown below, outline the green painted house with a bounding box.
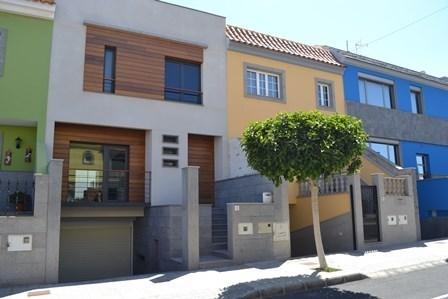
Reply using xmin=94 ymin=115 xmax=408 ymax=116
xmin=0 ymin=0 xmax=55 ymax=174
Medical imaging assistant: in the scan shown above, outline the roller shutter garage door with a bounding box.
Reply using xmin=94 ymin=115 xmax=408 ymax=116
xmin=59 ymin=221 xmax=133 ymax=283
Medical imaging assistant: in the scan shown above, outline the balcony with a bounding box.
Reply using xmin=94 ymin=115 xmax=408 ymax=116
xmin=0 ymin=171 xmax=35 ymax=216
xmin=63 ymin=169 xmax=151 ymax=206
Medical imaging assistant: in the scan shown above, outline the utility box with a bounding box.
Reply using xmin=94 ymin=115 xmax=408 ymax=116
xmin=398 ymin=215 xmax=408 ymax=225
xmin=258 ymin=222 xmax=273 ymax=234
xmin=7 ymin=235 xmax=32 ymax=252
xmin=238 ymin=223 xmax=253 ymax=235
xmin=387 ymin=215 xmax=397 ymax=226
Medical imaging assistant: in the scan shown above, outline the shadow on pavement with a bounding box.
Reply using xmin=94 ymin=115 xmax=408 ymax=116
xmin=270 ymin=287 xmax=379 ymax=299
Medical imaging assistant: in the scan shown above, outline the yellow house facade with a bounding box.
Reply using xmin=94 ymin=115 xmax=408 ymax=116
xmin=225 ymin=25 xmax=355 ymax=256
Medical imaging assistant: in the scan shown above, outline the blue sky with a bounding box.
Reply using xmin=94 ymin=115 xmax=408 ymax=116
xmin=166 ymin=0 xmax=448 ymax=78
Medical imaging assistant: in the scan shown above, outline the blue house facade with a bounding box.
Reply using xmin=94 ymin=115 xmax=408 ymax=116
xmin=329 ymin=47 xmax=448 ymax=238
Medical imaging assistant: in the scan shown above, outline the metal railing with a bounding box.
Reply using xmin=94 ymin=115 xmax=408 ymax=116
xmin=65 ymin=169 xmax=151 ymax=204
xmin=0 ymin=172 xmax=35 ymax=216
xmin=384 ymin=177 xmax=408 ymax=196
xmin=298 ymin=173 xmax=348 ymax=197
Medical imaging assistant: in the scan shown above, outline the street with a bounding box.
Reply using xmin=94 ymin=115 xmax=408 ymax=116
xmin=270 ymin=264 xmax=448 ymax=299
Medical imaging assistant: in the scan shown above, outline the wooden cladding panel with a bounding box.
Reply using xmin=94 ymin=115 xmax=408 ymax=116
xmin=83 ymin=24 xmax=203 ymax=100
xmin=53 ymin=123 xmax=146 ymax=203
xmin=188 ymin=134 xmax=215 ymax=204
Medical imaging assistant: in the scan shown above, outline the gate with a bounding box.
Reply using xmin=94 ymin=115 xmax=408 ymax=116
xmin=361 ymin=185 xmax=380 ymax=243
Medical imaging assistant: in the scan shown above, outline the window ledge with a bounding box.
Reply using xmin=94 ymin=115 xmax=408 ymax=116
xmin=244 ymin=94 xmax=286 ymax=104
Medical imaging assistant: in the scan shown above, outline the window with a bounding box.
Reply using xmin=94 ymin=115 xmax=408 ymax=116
xmin=416 ymin=154 xmax=430 ymax=180
xmin=359 ymin=78 xmax=393 ymax=109
xmin=317 ymin=81 xmax=333 ymax=108
xmin=246 ymin=69 xmax=280 ymax=99
xmin=368 ymin=142 xmax=398 ymax=165
xmin=103 ymin=46 xmax=116 ymax=93
xmin=410 ymin=89 xmax=423 ymax=114
xmin=165 ymin=59 xmax=201 ymax=104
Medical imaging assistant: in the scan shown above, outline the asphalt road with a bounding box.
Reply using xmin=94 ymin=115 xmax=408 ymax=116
xmin=270 ymin=264 xmax=448 ymax=299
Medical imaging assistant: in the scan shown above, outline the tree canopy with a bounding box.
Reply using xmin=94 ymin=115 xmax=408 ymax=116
xmin=241 ymin=111 xmax=368 ymax=186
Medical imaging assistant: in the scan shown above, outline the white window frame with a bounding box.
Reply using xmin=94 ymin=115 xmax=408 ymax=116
xmin=317 ymin=82 xmax=331 ymax=107
xmin=246 ymin=68 xmax=281 ymax=99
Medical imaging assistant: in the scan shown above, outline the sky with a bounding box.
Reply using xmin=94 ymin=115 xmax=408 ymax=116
xmin=165 ymin=0 xmax=448 ymax=78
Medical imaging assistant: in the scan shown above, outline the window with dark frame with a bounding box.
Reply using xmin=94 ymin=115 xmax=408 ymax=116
xmin=165 ymin=59 xmax=202 ymax=104
xmin=103 ymin=46 xmax=116 ymax=93
xmin=368 ymin=142 xmax=399 ymax=165
xmin=359 ymin=78 xmax=394 ymax=109
xmin=416 ymin=154 xmax=430 ymax=180
xmin=410 ymin=89 xmax=423 ymax=114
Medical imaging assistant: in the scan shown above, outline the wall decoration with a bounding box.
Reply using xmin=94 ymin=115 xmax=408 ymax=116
xmin=15 ymin=137 xmax=22 ymax=149
xmin=25 ymin=147 xmax=32 ymax=163
xmin=4 ymin=150 xmax=12 ymax=166
xmin=82 ymin=150 xmax=94 ymax=165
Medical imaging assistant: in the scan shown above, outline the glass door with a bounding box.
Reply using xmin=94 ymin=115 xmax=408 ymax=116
xmin=103 ymin=146 xmax=129 ymax=202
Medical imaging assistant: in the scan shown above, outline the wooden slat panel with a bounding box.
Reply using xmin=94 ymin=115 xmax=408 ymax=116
xmin=83 ymin=25 xmax=203 ymax=100
xmin=54 ymin=123 xmax=146 ymax=203
xmin=188 ymin=134 xmax=214 ymax=204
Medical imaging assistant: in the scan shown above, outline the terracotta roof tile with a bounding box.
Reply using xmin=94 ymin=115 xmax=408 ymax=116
xmin=226 ymin=25 xmax=342 ymax=67
xmin=31 ymin=0 xmax=55 ymax=5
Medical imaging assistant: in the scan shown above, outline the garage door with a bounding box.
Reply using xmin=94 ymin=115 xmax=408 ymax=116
xmin=59 ymin=221 xmax=133 ymax=283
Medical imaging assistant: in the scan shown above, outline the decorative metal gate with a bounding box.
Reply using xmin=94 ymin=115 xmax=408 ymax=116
xmin=361 ymin=185 xmax=380 ymax=242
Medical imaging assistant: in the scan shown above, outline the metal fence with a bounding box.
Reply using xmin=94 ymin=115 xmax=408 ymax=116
xmin=0 ymin=172 xmax=35 ymax=216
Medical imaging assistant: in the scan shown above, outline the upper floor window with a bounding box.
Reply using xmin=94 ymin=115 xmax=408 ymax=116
xmin=103 ymin=46 xmax=116 ymax=93
xmin=316 ymin=81 xmax=334 ymax=109
xmin=165 ymin=59 xmax=202 ymax=104
xmin=368 ymin=141 xmax=398 ymax=165
xmin=416 ymin=154 xmax=430 ymax=180
xmin=359 ymin=78 xmax=394 ymax=109
xmin=246 ymin=68 xmax=280 ymax=99
xmin=410 ymin=88 xmax=423 ymax=114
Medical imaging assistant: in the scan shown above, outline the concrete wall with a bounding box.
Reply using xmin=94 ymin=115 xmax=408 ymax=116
xmin=290 ymin=212 xmax=354 ymax=257
xmin=226 ymin=183 xmax=290 ymax=264
xmin=0 ymin=160 xmax=62 ymax=286
xmin=351 ymin=173 xmax=419 ymax=251
xmin=46 ymin=0 xmax=228 ymax=206
xmin=215 ymin=174 xmax=274 ymax=209
xmin=347 ymin=101 xmax=448 ymax=146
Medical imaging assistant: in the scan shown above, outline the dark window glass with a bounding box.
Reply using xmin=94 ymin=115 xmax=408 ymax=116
xmin=165 ymin=59 xmax=201 ymax=104
xmin=162 ymin=135 xmax=179 ymax=144
xmin=410 ymin=90 xmax=423 ymax=114
xmin=416 ymin=154 xmax=430 ymax=180
xmin=368 ymin=142 xmax=398 ymax=165
xmin=103 ymin=46 xmax=116 ymax=93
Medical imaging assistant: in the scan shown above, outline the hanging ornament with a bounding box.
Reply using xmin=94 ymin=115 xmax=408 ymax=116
xmin=25 ymin=146 xmax=32 ymax=163
xmin=4 ymin=150 xmax=12 ymax=166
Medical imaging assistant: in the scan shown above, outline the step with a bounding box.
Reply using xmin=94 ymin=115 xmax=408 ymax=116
xmin=212 ymin=229 xmax=228 ymax=236
xmin=212 ymin=208 xmax=227 ymax=214
xmin=212 ymin=242 xmax=227 ymax=251
xmin=212 ymin=223 xmax=227 ymax=230
xmin=212 ymin=249 xmax=229 ymax=259
xmin=212 ymin=236 xmax=228 ymax=244
xmin=199 ymin=255 xmax=234 ymax=270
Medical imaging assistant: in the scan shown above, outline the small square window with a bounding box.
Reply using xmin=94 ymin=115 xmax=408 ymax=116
xmin=163 ymin=147 xmax=179 ymax=156
xmin=162 ymin=135 xmax=179 ymax=144
xmin=163 ymin=159 xmax=179 ymax=168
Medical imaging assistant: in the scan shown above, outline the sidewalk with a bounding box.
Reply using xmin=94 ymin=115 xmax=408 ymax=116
xmin=2 ymin=239 xmax=448 ymax=299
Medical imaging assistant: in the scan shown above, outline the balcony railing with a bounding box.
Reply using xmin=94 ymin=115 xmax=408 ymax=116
xmin=65 ymin=169 xmax=151 ymax=204
xmin=384 ymin=177 xmax=408 ymax=196
xmin=298 ymin=173 xmax=348 ymax=197
xmin=0 ymin=172 xmax=35 ymax=216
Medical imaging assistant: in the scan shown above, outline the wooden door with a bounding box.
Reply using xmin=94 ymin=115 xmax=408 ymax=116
xmin=188 ymin=134 xmax=214 ymax=204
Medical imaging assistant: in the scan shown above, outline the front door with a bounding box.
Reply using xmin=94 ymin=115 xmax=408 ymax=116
xmin=103 ymin=145 xmax=129 ymax=202
xmin=361 ymin=185 xmax=381 ymax=242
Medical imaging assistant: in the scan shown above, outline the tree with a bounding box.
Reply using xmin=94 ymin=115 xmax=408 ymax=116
xmin=241 ymin=111 xmax=368 ymax=269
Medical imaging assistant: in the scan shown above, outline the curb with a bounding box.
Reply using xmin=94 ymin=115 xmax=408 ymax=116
xmin=236 ymin=272 xmax=368 ymax=299
xmin=237 ymin=259 xmax=447 ymax=299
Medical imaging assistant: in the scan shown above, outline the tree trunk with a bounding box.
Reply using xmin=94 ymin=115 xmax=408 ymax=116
xmin=311 ymin=179 xmax=328 ymax=269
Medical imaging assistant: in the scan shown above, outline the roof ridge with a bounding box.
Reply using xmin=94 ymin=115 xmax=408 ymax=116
xmin=226 ymin=24 xmax=342 ymax=67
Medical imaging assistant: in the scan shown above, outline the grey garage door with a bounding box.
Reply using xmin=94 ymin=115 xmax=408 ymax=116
xmin=59 ymin=221 xmax=133 ymax=283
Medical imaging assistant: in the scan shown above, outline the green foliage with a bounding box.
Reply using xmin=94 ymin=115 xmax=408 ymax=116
xmin=241 ymin=111 xmax=368 ymax=186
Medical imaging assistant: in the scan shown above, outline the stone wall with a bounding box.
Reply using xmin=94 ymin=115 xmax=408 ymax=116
xmin=0 ymin=160 xmax=62 ymax=286
xmin=215 ymin=174 xmax=274 ymax=209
